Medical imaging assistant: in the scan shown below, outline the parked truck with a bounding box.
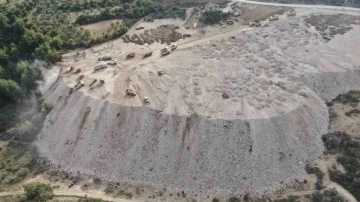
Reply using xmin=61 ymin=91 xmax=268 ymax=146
xmin=127 ymin=52 xmax=135 ymax=58
xmin=94 ymin=63 xmax=108 ymax=71
xmin=269 ymin=15 xmax=279 ymax=21
xmin=98 ymin=56 xmax=112 ymax=61
xmin=287 ymin=11 xmax=296 ymax=16
xmin=143 ymin=51 xmax=153 ymax=58
xmin=106 ymin=60 xmax=118 ymax=65
xmin=161 ymin=47 xmax=171 ymax=56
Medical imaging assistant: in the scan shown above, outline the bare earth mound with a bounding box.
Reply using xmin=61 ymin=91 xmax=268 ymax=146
xmin=36 ymin=12 xmax=360 ymax=196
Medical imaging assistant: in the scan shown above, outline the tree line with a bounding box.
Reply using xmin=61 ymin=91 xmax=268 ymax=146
xmin=75 ymin=3 xmax=186 ymax=25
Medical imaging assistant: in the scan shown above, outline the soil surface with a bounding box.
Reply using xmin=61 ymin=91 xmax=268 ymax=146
xmin=36 ymin=4 xmax=360 ymax=198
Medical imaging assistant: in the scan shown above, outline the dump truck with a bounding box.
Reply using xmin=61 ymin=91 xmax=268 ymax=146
xmin=75 ymin=81 xmax=85 ymax=90
xmin=127 ymin=52 xmax=135 ymax=58
xmin=287 ymin=11 xmax=296 ymax=16
xmin=125 ymin=89 xmax=136 ymax=96
xmin=144 ymin=97 xmax=149 ymax=103
xmin=94 ymin=63 xmax=107 ymax=71
xmin=67 ymin=66 xmax=75 ymax=73
xmin=249 ymin=22 xmax=256 ymax=27
xmin=98 ymin=56 xmax=112 ymax=61
xmin=77 ymin=74 xmax=85 ymax=80
xmin=171 ymin=44 xmax=177 ymax=50
xmin=161 ymin=47 xmax=171 ymax=56
xmin=269 ymin=15 xmax=279 ymax=21
xmin=74 ymin=68 xmax=81 ymax=73
xmin=89 ymin=79 xmax=97 ymax=87
xmin=106 ymin=60 xmax=118 ymax=65
xmin=143 ymin=51 xmax=153 ymax=58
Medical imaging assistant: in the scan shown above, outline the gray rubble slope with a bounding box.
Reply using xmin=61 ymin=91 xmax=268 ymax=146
xmin=37 ymin=78 xmax=327 ymax=195
xmin=36 ymin=13 xmax=360 ymax=195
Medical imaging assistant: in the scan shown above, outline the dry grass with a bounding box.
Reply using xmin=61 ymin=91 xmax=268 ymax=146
xmin=81 ymin=19 xmax=123 ymax=37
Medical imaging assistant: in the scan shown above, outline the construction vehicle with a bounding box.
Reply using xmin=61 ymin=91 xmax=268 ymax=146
xmin=77 ymin=74 xmax=85 ymax=80
xmin=269 ymin=15 xmax=279 ymax=21
xmin=126 ymin=52 xmax=135 ymax=58
xmin=287 ymin=11 xmax=296 ymax=16
xmin=74 ymin=68 xmax=81 ymax=73
xmin=171 ymin=44 xmax=177 ymax=50
xmin=69 ymin=88 xmax=74 ymax=94
xmin=100 ymin=79 xmax=105 ymax=84
xmin=249 ymin=22 xmax=256 ymax=27
xmin=98 ymin=56 xmax=112 ymax=61
xmin=94 ymin=63 xmax=108 ymax=71
xmin=143 ymin=51 xmax=153 ymax=58
xmin=227 ymin=20 xmax=234 ymax=25
xmin=106 ymin=60 xmax=118 ymax=65
xmin=144 ymin=97 xmax=149 ymax=103
xmin=125 ymin=89 xmax=136 ymax=96
xmin=161 ymin=47 xmax=171 ymax=56
xmin=158 ymin=70 xmax=163 ymax=76
xmin=67 ymin=66 xmax=75 ymax=73
xmin=75 ymin=81 xmax=85 ymax=90
xmin=89 ymin=79 xmax=97 ymax=87
xmin=255 ymin=21 xmax=262 ymax=27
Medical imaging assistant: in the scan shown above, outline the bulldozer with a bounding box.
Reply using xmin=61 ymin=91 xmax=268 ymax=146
xmin=125 ymin=89 xmax=136 ymax=96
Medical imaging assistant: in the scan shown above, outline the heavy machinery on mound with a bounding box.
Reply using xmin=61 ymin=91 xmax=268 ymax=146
xmin=125 ymin=89 xmax=136 ymax=96
xmin=127 ymin=52 xmax=135 ymax=58
xmin=143 ymin=51 xmax=153 ymax=58
xmin=98 ymin=56 xmax=112 ymax=61
xmin=161 ymin=47 xmax=171 ymax=56
xmin=287 ymin=10 xmax=296 ymax=16
xmin=269 ymin=15 xmax=279 ymax=21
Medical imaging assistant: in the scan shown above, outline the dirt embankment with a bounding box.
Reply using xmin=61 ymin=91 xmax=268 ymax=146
xmin=36 ymin=10 xmax=360 ymax=197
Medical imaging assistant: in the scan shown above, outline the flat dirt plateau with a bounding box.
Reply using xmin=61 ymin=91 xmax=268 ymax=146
xmin=37 ymin=9 xmax=360 ymax=196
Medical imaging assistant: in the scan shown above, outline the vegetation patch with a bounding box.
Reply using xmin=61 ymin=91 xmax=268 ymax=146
xmin=0 ymin=143 xmax=34 ymax=187
xmin=329 ymin=139 xmax=360 ymax=201
xmin=200 ymin=11 xmax=230 ymax=25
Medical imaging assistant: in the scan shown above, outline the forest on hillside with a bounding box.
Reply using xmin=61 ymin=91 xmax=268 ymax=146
xmin=0 ymin=0 xmax=186 ymax=135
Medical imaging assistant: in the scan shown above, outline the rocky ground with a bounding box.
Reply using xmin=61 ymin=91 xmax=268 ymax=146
xmin=35 ymin=7 xmax=360 ymax=198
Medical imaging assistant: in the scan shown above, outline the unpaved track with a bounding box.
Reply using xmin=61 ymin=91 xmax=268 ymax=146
xmin=236 ymin=0 xmax=360 ymax=11
xmin=0 ymin=190 xmax=137 ymax=202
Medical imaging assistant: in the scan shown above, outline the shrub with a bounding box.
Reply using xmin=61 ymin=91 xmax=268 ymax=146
xmin=22 ymin=182 xmax=54 ymax=201
xmin=213 ymin=198 xmax=220 ymax=202
xmin=228 ymin=197 xmax=241 ymax=202
xmin=200 ymin=11 xmax=230 ymax=25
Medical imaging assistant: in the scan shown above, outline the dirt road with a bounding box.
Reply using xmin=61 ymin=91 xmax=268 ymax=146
xmin=0 ymin=190 xmax=138 ymax=202
xmin=235 ymin=0 xmax=360 ymax=11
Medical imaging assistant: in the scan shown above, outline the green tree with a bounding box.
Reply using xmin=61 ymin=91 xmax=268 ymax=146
xmin=23 ymin=182 xmax=54 ymax=202
xmin=0 ymin=78 xmax=22 ymax=101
